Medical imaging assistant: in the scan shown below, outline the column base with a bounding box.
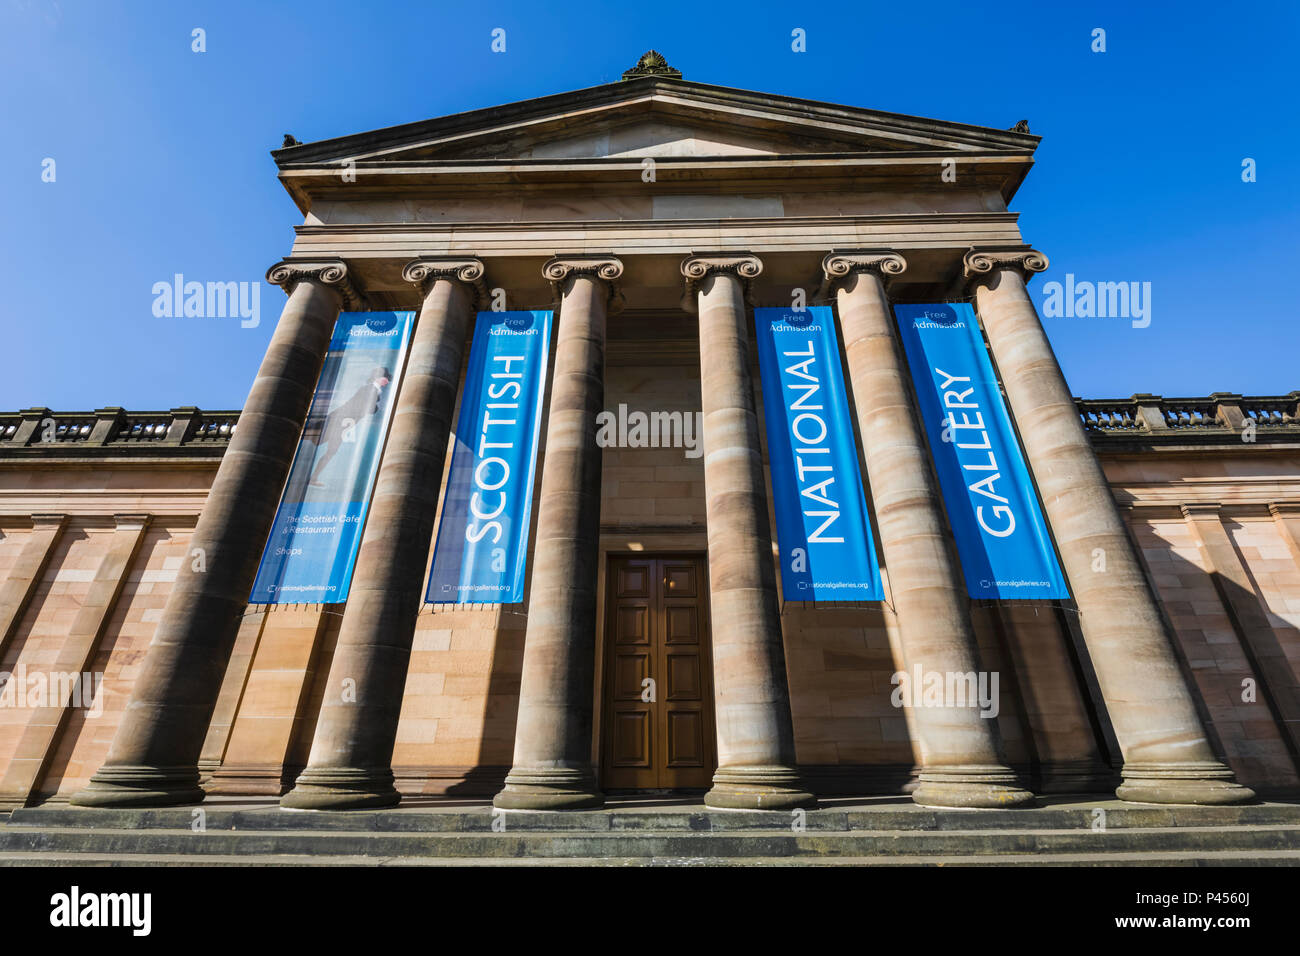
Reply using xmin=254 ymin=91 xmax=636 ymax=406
xmin=1116 ymin=761 xmax=1256 ymax=805
xmin=493 ymin=768 xmax=604 ymax=811
xmin=911 ymin=765 xmax=1035 ymax=809
xmin=704 ymin=765 xmax=816 ymax=811
xmin=280 ymin=767 xmax=401 ymax=810
xmin=70 ymin=765 xmax=206 ymax=808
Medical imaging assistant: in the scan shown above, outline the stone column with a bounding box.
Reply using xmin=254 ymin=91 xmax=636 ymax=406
xmin=284 ymin=258 xmax=484 ymax=809
xmin=681 ymin=253 xmax=814 ymax=811
xmin=822 ymin=252 xmax=1032 ymax=808
xmin=71 ymin=259 xmax=358 ymax=808
xmin=964 ymin=247 xmax=1253 ymax=805
xmin=494 ymin=256 xmax=622 ymax=810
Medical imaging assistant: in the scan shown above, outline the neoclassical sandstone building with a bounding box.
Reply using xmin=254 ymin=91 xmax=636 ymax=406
xmin=2 ymin=54 xmax=1298 ymax=814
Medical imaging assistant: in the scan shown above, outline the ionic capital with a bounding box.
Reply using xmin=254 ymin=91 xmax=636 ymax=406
xmin=679 ymin=253 xmax=763 ymax=313
xmin=962 ymin=246 xmax=1049 ymax=290
xmin=818 ymin=250 xmax=907 ymax=299
xmin=266 ymin=258 xmax=363 ymax=309
xmin=402 ymin=256 xmax=488 ymax=306
xmin=543 ymin=255 xmax=625 ymax=313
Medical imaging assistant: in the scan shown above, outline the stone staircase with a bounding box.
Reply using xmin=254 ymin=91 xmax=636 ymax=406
xmin=2 ymin=797 xmax=1299 ymax=866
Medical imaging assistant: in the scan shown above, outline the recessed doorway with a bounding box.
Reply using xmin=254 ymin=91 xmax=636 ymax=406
xmin=601 ymin=555 xmax=715 ymax=791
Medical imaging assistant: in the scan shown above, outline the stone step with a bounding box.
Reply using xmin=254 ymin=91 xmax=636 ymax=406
xmin=3 ymin=849 xmax=1300 ymax=867
xmin=10 ymin=801 xmax=1300 ymax=833
xmin=3 ymin=824 xmax=1299 ymax=859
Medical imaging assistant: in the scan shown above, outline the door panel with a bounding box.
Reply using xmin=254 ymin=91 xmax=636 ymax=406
xmin=666 ymin=711 xmax=707 ymax=768
xmin=665 ymin=653 xmax=702 ymax=700
xmin=612 ymin=653 xmax=648 ymax=698
xmin=606 ymin=558 xmax=657 ymax=788
xmin=664 ymin=606 xmax=698 ymax=644
xmin=602 ymin=555 xmax=715 ymax=790
xmin=610 ymin=712 xmax=651 ymax=769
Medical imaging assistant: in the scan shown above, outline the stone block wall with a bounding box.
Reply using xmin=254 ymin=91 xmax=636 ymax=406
xmin=2 ymin=418 xmax=1299 ymax=802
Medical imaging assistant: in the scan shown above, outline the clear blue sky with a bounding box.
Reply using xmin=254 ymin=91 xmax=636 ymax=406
xmin=3 ymin=0 xmax=1296 ymax=409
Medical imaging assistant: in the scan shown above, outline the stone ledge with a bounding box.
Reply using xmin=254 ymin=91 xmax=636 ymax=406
xmin=4 ymin=798 xmax=1300 ymax=865
xmin=5 ymin=394 xmax=1297 ymax=460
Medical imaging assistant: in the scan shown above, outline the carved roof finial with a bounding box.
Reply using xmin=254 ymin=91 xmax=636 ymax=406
xmin=622 ymin=50 xmax=682 ymax=80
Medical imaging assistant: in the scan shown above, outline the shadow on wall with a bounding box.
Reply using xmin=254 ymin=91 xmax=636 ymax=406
xmin=264 ymin=536 xmax=1300 ymax=802
xmin=1136 ymin=528 xmax=1300 ymax=800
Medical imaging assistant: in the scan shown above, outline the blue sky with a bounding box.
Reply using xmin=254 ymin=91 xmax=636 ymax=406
xmin=3 ymin=0 xmax=1296 ymax=409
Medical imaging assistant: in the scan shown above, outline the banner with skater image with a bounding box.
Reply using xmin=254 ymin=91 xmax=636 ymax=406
xmin=250 ymin=311 xmax=414 ymax=603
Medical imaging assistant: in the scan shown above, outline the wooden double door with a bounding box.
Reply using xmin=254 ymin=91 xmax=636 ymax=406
xmin=601 ymin=555 xmax=716 ymax=791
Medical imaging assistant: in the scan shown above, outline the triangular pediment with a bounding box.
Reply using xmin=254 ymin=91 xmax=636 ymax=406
xmin=458 ymin=115 xmax=850 ymax=160
xmin=275 ymin=77 xmax=1038 ymax=167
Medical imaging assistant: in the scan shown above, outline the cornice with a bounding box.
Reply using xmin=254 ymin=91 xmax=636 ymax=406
xmin=275 ymin=153 xmax=1035 ymax=215
xmin=279 ymin=150 xmax=1035 ymax=171
xmin=294 ymin=211 xmax=1021 ymax=235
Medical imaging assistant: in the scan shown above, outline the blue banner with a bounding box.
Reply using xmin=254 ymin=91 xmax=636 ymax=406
xmin=251 ymin=311 xmax=414 ymax=603
xmin=426 ymin=310 xmax=553 ymax=604
xmin=755 ymin=306 xmax=882 ymax=601
xmin=894 ymin=303 xmax=1068 ymax=600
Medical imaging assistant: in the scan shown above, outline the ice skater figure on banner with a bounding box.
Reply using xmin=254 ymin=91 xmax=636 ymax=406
xmin=305 ymin=366 xmax=391 ymax=489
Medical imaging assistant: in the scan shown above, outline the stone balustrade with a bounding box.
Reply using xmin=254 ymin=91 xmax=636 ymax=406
xmin=0 ymin=406 xmax=239 ymax=455
xmin=1076 ymin=392 xmax=1300 ymax=439
xmin=4 ymin=393 xmax=1296 ymax=456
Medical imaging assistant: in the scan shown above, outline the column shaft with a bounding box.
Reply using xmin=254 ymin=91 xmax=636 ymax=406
xmin=828 ymin=256 xmax=1031 ymax=808
xmin=495 ymin=259 xmax=618 ymax=810
xmin=684 ymin=254 xmax=814 ymax=811
xmin=72 ymin=261 xmax=351 ymax=807
xmin=967 ymin=251 xmax=1252 ymax=804
xmin=284 ymin=261 xmax=478 ymax=809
